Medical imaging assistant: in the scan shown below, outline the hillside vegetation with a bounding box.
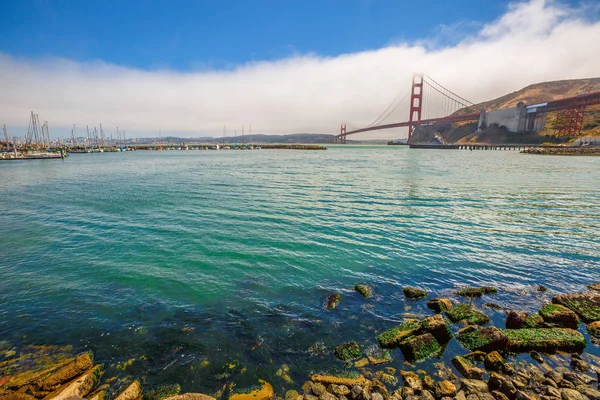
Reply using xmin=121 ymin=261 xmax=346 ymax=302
xmin=414 ymin=77 xmax=600 ymax=144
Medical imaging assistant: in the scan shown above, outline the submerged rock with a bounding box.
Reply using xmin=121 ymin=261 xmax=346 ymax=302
xmin=144 ymin=384 xmax=182 ymax=400
xmin=42 ymin=353 xmax=94 ymax=391
xmin=538 ymin=304 xmax=579 ymax=329
xmin=355 ymin=285 xmax=373 ymax=299
xmin=552 ymin=292 xmax=600 ymax=323
xmin=445 ymin=304 xmax=490 ymax=326
xmin=325 ymin=294 xmax=341 ymax=310
xmin=503 ymin=328 xmax=586 ymax=353
xmin=454 ymin=287 xmax=497 ymax=298
xmin=376 ymin=321 xmax=420 ymax=348
xmin=229 ymin=380 xmax=274 ymax=400
xmin=399 ymin=333 xmax=441 ymax=361
xmin=403 ymin=287 xmax=427 ymax=300
xmin=426 ymin=299 xmax=453 ymax=314
xmin=334 ymin=341 xmax=361 ymax=361
xmin=164 ymin=395 xmax=216 ymax=400
xmin=310 ymin=375 xmax=369 ymax=388
xmin=457 ymin=326 xmax=508 ymax=352
xmin=538 ymin=285 xmax=548 ymax=292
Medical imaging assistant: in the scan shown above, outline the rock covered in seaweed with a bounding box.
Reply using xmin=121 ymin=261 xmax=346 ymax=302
xmin=376 ymin=321 xmax=420 ymax=348
xmin=445 ymin=304 xmax=490 ymax=325
xmin=399 ymin=333 xmax=441 ymax=361
xmin=403 ymin=287 xmax=427 ymax=300
xmin=457 ymin=326 xmax=508 ymax=352
xmin=354 ymin=285 xmax=373 ymax=299
xmin=325 ymin=293 xmax=341 ymax=310
xmin=538 ymin=304 xmax=579 ymax=329
xmin=505 ymin=310 xmax=543 ymax=329
xmin=503 ymin=328 xmax=586 ymax=353
xmin=333 ymin=341 xmax=361 ymax=361
xmin=419 ymin=314 xmax=452 ymax=343
xmin=228 ymin=380 xmax=274 ymax=400
xmin=454 ymin=287 xmax=497 ymax=298
xmin=552 ymin=292 xmax=600 ymax=323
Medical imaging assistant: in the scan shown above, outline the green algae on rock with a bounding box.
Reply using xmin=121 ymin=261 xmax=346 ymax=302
xmin=419 ymin=314 xmax=453 ymax=343
xmin=445 ymin=304 xmax=490 ymax=325
xmin=143 ymin=384 xmax=182 ymax=400
xmin=451 ymin=356 xmax=483 ymax=379
xmin=325 ymin=293 xmax=341 ymax=310
xmin=376 ymin=321 xmax=420 ymax=348
xmin=502 ymin=328 xmax=586 ymax=353
xmin=587 ymin=321 xmax=600 ymax=343
xmin=538 ymin=304 xmax=579 ymax=329
xmin=354 ymin=285 xmax=373 ymax=299
xmin=457 ymin=326 xmax=508 ymax=352
xmin=552 ymin=292 xmax=600 ymax=323
xmin=399 ymin=333 xmax=441 ymax=361
xmin=403 ymin=286 xmax=427 ymax=300
xmin=505 ymin=310 xmax=544 ymax=329
xmin=333 ymin=341 xmax=361 ymax=361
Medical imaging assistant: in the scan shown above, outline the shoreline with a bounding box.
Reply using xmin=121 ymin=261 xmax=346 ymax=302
xmin=2 ymin=282 xmax=599 ymax=400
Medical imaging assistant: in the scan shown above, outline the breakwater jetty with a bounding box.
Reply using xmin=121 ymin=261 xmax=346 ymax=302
xmin=521 ymin=146 xmax=600 ymax=156
xmin=409 ymin=144 xmax=540 ymax=151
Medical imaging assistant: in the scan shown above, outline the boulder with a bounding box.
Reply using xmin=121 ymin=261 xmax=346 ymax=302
xmin=457 ymin=327 xmax=508 ymax=352
xmin=505 ymin=310 xmax=543 ymax=329
xmin=403 ymin=287 xmax=427 ymax=300
xmin=552 ymin=292 xmax=600 ymax=323
xmin=460 ymin=379 xmax=489 ymax=394
xmin=484 ymin=352 xmax=507 ymax=373
xmin=502 ymin=328 xmax=586 ymax=353
xmin=419 ymin=315 xmax=453 ymax=343
xmin=311 ymin=375 xmax=370 ymax=389
xmin=311 ymin=384 xmax=327 ymax=397
xmin=53 ymin=365 xmax=102 ymax=400
xmin=436 ymin=381 xmax=457 ymax=398
xmin=355 ymin=285 xmax=374 ymax=299
xmin=559 ymin=388 xmax=587 ymax=400
xmin=451 ymin=356 xmax=484 ymax=380
xmin=538 ymin=285 xmax=549 ymax=292
xmin=328 ymin=385 xmax=350 ymax=397
xmin=445 ymin=305 xmax=490 ymax=326
xmin=575 ymin=386 xmax=600 ymax=400
xmin=42 ymin=353 xmax=94 ymax=391
xmin=399 ymin=333 xmax=441 ymax=361
xmin=538 ymin=304 xmax=579 ymax=329
xmin=326 ymin=294 xmax=341 ymax=310
xmin=401 ymin=371 xmax=422 ymax=392
xmin=319 ymin=393 xmax=337 ymax=400
xmin=586 ymin=321 xmax=600 ymax=342
xmin=115 ymin=381 xmax=143 ymax=400
xmin=334 ymin=342 xmax=361 ymax=361
xmin=427 ymin=299 xmax=453 ymax=313
xmin=570 ymin=356 xmax=588 ymax=372
xmin=589 ymin=283 xmax=600 ymax=291
xmin=367 ymin=351 xmax=392 ymax=365
xmin=376 ymin=321 xmax=420 ymax=348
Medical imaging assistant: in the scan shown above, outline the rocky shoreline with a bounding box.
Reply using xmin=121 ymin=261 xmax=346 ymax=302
xmin=1 ymin=283 xmax=599 ymax=400
xmin=521 ymin=147 xmax=600 ymax=156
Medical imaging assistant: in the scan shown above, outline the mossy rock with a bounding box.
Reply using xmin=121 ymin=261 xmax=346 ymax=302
xmin=229 ymin=380 xmax=274 ymax=400
xmin=505 ymin=310 xmax=544 ymax=329
xmin=552 ymin=292 xmax=600 ymax=323
xmin=333 ymin=341 xmax=361 ymax=361
xmin=403 ymin=286 xmax=427 ymax=300
xmin=454 ymin=287 xmax=497 ymax=298
xmin=451 ymin=356 xmax=483 ymax=380
xmin=457 ymin=326 xmax=508 ymax=352
xmin=419 ymin=314 xmax=452 ymax=343
xmin=502 ymin=328 xmax=586 ymax=353
xmin=445 ymin=304 xmax=490 ymax=325
xmin=587 ymin=321 xmax=600 ymax=343
xmin=354 ymin=285 xmax=373 ymax=299
xmin=399 ymin=333 xmax=441 ymax=361
xmin=143 ymin=384 xmax=181 ymax=400
xmin=426 ymin=298 xmax=453 ymax=313
xmin=538 ymin=304 xmax=579 ymax=329
xmin=325 ymin=293 xmax=341 ymax=310
xmin=376 ymin=321 xmax=419 ymax=348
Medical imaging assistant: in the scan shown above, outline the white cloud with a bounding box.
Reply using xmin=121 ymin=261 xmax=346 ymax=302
xmin=1 ymin=0 xmax=599 ymax=140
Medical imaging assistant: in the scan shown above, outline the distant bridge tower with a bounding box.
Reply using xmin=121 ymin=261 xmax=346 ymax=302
xmin=408 ymin=74 xmax=423 ymax=141
xmin=339 ymin=124 xmax=347 ymax=144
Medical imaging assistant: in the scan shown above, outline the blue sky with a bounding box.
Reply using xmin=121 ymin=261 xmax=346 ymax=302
xmin=1 ymin=0 xmax=598 ymax=139
xmin=3 ymin=0 xmax=520 ymax=70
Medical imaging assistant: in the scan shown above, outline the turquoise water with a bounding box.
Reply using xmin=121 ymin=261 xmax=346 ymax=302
xmin=1 ymin=147 xmax=599 ymax=391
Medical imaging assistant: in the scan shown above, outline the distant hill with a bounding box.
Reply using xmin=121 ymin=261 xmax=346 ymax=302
xmin=412 ymin=77 xmax=600 ymax=144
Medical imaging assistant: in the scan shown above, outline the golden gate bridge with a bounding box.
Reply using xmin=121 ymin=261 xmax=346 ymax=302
xmin=336 ymin=75 xmax=600 ymax=143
